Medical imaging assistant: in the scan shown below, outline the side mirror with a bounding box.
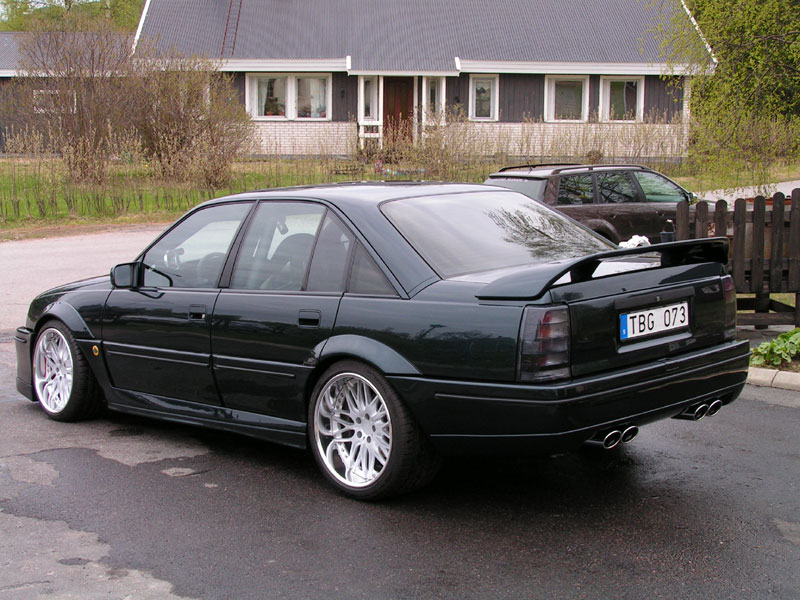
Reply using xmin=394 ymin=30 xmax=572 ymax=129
xmin=687 ymin=191 xmax=698 ymax=205
xmin=110 ymin=262 xmax=138 ymax=288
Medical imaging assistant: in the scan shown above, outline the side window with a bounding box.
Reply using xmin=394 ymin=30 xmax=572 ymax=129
xmin=306 ymin=213 xmax=355 ymax=292
xmin=230 ymin=202 xmax=325 ymax=291
xmin=348 ymin=243 xmax=396 ymax=296
xmin=557 ymin=175 xmax=593 ymax=205
xmin=634 ymin=171 xmax=687 ymax=202
xmin=142 ymin=203 xmax=251 ymax=288
xmin=596 ymin=172 xmax=638 ymax=204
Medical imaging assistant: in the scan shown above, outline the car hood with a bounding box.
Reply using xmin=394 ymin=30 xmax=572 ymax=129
xmin=38 ymin=275 xmax=112 ymax=298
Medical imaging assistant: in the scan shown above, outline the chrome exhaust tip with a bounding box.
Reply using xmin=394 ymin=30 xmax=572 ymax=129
xmin=621 ymin=425 xmax=639 ymax=444
xmin=585 ymin=429 xmax=623 ymax=450
xmin=707 ymin=399 xmax=723 ymax=417
xmin=673 ymin=403 xmax=710 ymax=421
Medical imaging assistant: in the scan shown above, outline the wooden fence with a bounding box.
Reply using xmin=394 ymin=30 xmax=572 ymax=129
xmin=674 ymin=188 xmax=800 ymax=327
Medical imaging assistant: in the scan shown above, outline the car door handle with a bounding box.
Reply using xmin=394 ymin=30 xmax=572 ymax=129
xmin=188 ymin=304 xmax=207 ymax=321
xmin=298 ymin=310 xmax=321 ymax=328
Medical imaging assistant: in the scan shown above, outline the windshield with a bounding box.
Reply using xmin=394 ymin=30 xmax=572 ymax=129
xmin=382 ymin=190 xmax=614 ymax=278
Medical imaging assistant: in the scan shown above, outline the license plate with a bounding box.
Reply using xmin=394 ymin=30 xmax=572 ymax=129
xmin=620 ymin=301 xmax=689 ymax=340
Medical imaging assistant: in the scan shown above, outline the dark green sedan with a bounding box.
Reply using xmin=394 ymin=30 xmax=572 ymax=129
xmin=15 ymin=183 xmax=750 ymax=500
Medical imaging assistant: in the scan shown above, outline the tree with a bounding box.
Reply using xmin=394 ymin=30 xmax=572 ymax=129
xmin=1 ymin=14 xmax=252 ymax=187
xmin=0 ymin=0 xmax=144 ymax=31
xmin=656 ymin=0 xmax=800 ymax=175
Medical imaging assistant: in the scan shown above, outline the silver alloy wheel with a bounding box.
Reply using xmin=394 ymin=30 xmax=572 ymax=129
xmin=33 ymin=327 xmax=74 ymax=414
xmin=313 ymin=372 xmax=392 ymax=488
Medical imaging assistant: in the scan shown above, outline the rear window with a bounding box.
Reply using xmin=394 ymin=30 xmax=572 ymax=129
xmin=485 ymin=177 xmax=548 ymax=201
xmin=382 ymin=191 xmax=613 ymax=278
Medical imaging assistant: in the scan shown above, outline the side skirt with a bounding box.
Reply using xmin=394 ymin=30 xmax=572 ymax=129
xmin=106 ymin=388 xmax=307 ymax=449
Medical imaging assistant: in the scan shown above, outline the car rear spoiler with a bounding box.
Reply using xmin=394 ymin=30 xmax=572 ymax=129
xmin=476 ymin=238 xmax=729 ymax=301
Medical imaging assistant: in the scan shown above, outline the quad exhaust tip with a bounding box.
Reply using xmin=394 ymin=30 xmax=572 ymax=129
xmin=674 ymin=399 xmax=724 ymax=421
xmin=586 ymin=425 xmax=638 ymax=450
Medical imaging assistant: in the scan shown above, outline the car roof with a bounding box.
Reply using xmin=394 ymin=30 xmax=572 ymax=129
xmin=194 ymin=182 xmax=524 ymax=297
xmin=198 ymin=181 xmax=490 ymax=209
xmin=488 ymin=164 xmax=651 ymax=178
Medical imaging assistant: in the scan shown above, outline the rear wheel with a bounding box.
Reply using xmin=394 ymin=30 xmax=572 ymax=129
xmin=309 ymin=361 xmax=440 ymax=500
xmin=32 ymin=321 xmax=102 ymax=421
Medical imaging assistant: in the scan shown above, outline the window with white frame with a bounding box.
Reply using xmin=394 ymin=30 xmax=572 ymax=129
xmin=545 ymin=75 xmax=589 ymax=122
xmin=600 ymin=77 xmax=644 ymax=122
xmin=33 ymin=89 xmax=77 ymax=114
xmin=359 ymin=76 xmax=379 ymax=123
xmin=422 ymin=76 xmax=445 ymax=124
xmin=248 ymin=74 xmax=332 ymax=120
xmin=469 ymin=75 xmax=498 ymax=121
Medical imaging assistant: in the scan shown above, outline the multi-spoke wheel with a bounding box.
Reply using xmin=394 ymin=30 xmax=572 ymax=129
xmin=32 ymin=321 xmax=102 ymax=421
xmin=309 ymin=361 xmax=441 ymax=500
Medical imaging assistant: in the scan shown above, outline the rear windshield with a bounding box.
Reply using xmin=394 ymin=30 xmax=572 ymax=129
xmin=486 ymin=177 xmax=548 ymax=201
xmin=382 ymin=190 xmax=614 ymax=278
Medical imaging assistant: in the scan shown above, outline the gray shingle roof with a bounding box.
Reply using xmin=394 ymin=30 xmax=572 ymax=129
xmin=138 ymin=0 xmax=699 ymax=72
xmin=0 ymin=32 xmax=22 ymax=72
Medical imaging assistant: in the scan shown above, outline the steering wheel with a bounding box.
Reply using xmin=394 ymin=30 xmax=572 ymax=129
xmin=196 ymin=252 xmax=227 ymax=287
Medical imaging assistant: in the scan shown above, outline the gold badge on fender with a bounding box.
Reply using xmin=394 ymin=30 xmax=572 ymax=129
xmin=92 ymin=345 xmax=99 ymax=356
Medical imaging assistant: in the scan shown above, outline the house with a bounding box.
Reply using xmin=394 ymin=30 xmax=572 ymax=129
xmin=133 ymin=0 xmax=712 ymax=158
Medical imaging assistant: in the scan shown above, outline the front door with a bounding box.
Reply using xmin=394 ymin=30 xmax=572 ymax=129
xmin=102 ymin=202 xmax=252 ymax=405
xmin=383 ymin=76 xmax=414 ymax=145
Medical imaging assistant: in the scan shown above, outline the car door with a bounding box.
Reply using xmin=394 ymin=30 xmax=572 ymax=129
xmin=102 ymin=202 xmax=252 ymax=405
xmin=211 ymin=201 xmax=354 ymax=423
xmin=593 ymin=170 xmax=661 ymax=243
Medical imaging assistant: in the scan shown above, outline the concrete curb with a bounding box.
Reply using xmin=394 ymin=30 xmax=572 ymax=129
xmin=747 ymin=367 xmax=800 ymax=391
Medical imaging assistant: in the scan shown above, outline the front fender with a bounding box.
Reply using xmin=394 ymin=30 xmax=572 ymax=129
xmin=317 ymin=334 xmax=420 ymax=376
xmin=35 ymin=301 xmax=96 ymax=339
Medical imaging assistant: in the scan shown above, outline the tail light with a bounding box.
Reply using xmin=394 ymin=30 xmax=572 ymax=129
xmin=722 ymin=275 xmax=736 ymax=339
xmin=518 ymin=305 xmax=570 ymax=382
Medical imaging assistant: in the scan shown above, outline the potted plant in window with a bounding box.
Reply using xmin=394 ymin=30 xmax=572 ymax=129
xmin=263 ymin=96 xmax=284 ymax=116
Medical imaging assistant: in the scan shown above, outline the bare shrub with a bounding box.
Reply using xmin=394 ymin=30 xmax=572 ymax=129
xmin=4 ymin=16 xmax=139 ymax=184
xmin=129 ymin=48 xmax=252 ymax=188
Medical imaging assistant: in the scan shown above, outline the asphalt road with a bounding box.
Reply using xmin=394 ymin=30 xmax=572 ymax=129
xmin=1 ymin=228 xmax=799 ymax=599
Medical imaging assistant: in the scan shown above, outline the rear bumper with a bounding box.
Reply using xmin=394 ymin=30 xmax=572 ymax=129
xmin=389 ymin=339 xmax=750 ymax=455
xmin=14 ymin=327 xmax=34 ymax=400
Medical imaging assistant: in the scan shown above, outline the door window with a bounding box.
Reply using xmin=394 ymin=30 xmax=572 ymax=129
xmin=306 ymin=213 xmax=355 ymax=292
xmin=230 ymin=202 xmax=325 ymax=291
xmin=557 ymin=175 xmax=594 ymax=205
xmin=142 ymin=203 xmax=251 ymax=288
xmin=634 ymin=171 xmax=687 ymax=202
xmin=348 ymin=243 xmax=396 ymax=296
xmin=596 ymin=172 xmax=638 ymax=204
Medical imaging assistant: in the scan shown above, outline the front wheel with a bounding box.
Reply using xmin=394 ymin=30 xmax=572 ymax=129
xmin=309 ymin=361 xmax=440 ymax=500
xmin=32 ymin=321 xmax=102 ymax=421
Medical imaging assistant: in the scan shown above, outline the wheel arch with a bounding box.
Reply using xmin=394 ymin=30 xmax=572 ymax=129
xmin=582 ymin=219 xmax=620 ymax=244
xmin=30 ymin=304 xmax=108 ymax=401
xmin=304 ymin=334 xmax=420 ymax=408
xmin=33 ymin=301 xmax=95 ymax=341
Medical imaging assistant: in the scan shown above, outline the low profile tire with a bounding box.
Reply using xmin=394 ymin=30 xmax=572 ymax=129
xmin=308 ymin=361 xmax=441 ymax=500
xmin=32 ymin=321 xmax=103 ymax=422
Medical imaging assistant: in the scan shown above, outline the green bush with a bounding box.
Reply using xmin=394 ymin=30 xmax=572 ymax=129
xmin=750 ymin=328 xmax=800 ymax=367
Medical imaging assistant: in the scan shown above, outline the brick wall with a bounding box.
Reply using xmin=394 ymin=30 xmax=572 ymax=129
xmin=251 ymin=121 xmax=357 ymax=155
xmin=250 ymin=119 xmax=689 ymax=159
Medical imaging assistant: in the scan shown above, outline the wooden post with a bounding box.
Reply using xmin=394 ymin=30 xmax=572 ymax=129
xmin=750 ymin=196 xmax=766 ymax=294
xmin=676 ymin=199 xmax=690 ymax=241
xmin=770 ymin=192 xmax=785 ymax=291
xmin=694 ymin=201 xmax=709 ymax=238
xmin=714 ymin=199 xmax=728 ymax=237
xmin=733 ymin=198 xmax=747 ymax=292
xmin=789 ymin=189 xmax=800 ymax=293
